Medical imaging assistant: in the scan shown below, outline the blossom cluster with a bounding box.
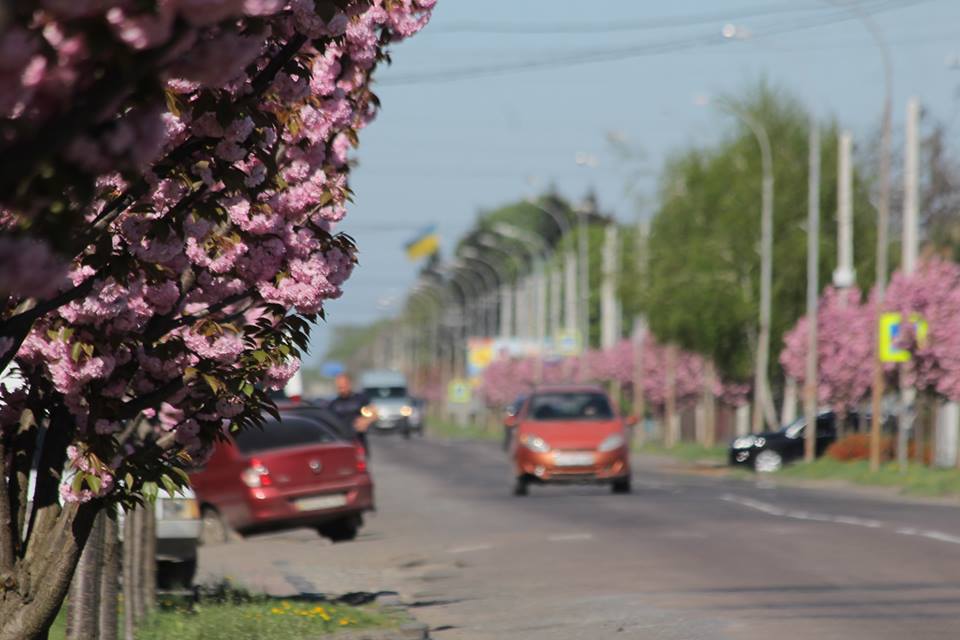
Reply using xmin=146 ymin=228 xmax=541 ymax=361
xmin=780 ymin=257 xmax=960 ymax=410
xmin=0 ymin=0 xmax=436 ymax=505
xmin=478 ymin=337 xmax=750 ymax=412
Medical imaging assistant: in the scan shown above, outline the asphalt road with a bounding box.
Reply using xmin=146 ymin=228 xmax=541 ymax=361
xmin=199 ymin=435 xmax=960 ymax=639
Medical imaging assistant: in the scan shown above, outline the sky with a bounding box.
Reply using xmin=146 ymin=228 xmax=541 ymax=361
xmin=307 ymin=0 xmax=960 ymax=366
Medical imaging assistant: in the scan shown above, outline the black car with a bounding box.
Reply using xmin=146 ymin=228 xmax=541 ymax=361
xmin=728 ymin=411 xmax=860 ymax=472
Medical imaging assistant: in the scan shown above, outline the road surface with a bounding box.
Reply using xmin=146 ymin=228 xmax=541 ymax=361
xmin=199 ymin=436 xmax=960 ymax=639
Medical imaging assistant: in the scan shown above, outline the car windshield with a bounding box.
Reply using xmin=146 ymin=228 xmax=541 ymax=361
xmin=233 ymin=416 xmax=338 ymax=454
xmin=364 ymin=386 xmax=407 ymax=399
xmin=527 ymin=392 xmax=614 ymax=421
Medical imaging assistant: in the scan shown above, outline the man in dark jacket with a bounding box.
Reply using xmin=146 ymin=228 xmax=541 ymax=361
xmin=327 ymin=373 xmax=374 ymax=456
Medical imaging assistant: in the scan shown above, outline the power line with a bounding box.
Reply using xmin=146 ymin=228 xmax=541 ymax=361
xmin=427 ymin=1 xmax=848 ymax=35
xmin=380 ymin=0 xmax=929 ymax=86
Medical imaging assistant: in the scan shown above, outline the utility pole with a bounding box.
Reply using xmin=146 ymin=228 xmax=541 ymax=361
xmin=804 ymin=119 xmax=821 ymax=463
xmin=549 ymin=267 xmax=562 ymax=344
xmin=749 ymin=117 xmax=775 ymax=434
xmin=578 ymin=199 xmax=592 ymax=362
xmin=898 ymin=96 xmax=921 ymax=471
xmin=600 ymin=224 xmax=620 ymax=349
xmin=833 ymin=131 xmax=856 ymax=293
xmin=564 ymin=253 xmax=578 ymax=335
xmin=866 ymin=3 xmax=894 ymax=473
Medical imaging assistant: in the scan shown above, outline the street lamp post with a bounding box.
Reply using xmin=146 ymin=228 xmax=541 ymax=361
xmin=474 ymin=238 xmax=526 ymax=340
xmin=490 ymin=223 xmax=552 ymax=383
xmin=459 ymin=248 xmax=511 ymax=340
xmin=707 ymin=98 xmax=775 ymax=434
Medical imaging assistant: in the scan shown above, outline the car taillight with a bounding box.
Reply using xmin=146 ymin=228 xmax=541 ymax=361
xmin=241 ymin=458 xmax=272 ymax=488
xmin=355 ymin=447 xmax=367 ymax=473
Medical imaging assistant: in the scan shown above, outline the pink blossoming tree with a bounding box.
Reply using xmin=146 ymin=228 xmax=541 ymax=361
xmin=0 ymin=1 xmax=434 ymax=637
xmin=780 ymin=286 xmax=875 ymax=415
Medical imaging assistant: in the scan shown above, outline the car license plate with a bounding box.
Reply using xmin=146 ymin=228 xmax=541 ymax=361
xmin=554 ymin=452 xmax=595 ymax=467
xmin=294 ymin=494 xmax=347 ymax=512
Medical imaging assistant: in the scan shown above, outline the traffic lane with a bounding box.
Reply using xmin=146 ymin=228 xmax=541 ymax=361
xmin=371 ymin=435 xmax=960 ymax=639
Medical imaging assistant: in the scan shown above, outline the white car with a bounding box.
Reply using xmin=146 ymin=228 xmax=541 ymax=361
xmin=119 ymin=489 xmax=202 ymax=588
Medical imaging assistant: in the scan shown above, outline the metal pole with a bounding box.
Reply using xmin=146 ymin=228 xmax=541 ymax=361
xmin=833 ymin=131 xmax=856 ymax=291
xmin=804 ymin=119 xmax=821 ymax=463
xmin=724 ymin=107 xmax=775 ymax=434
xmin=577 ymin=205 xmax=591 ymax=359
xmin=867 ymin=6 xmax=894 ymax=472
xmin=898 ymin=96 xmax=921 ymax=472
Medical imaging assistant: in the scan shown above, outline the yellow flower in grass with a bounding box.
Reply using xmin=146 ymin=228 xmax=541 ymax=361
xmin=270 ymin=607 xmax=285 ymax=615
xmin=339 ymin=619 xmax=350 ymax=626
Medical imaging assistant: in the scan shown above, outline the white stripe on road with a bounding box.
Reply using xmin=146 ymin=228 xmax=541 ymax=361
xmin=446 ymin=544 xmax=494 ymax=554
xmin=548 ymin=533 xmax=594 ymax=542
xmin=721 ymin=494 xmax=960 ymax=545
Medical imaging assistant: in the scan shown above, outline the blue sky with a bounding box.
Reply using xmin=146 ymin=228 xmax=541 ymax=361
xmin=308 ymin=0 xmax=960 ymax=365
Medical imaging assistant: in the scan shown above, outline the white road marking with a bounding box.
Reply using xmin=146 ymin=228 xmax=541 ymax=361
xmin=446 ymin=544 xmax=493 ymax=554
xmin=895 ymin=527 xmax=960 ymax=545
xmin=548 ymin=533 xmax=594 ymax=542
xmin=721 ymin=494 xmax=960 ymax=546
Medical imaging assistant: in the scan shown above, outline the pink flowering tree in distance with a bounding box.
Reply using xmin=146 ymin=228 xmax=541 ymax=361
xmin=0 ymin=1 xmax=434 ymax=636
xmin=883 ymin=258 xmax=960 ymax=400
xmin=780 ymin=286 xmax=875 ymax=415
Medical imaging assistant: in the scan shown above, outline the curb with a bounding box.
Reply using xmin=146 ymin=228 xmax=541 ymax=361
xmin=334 ymin=622 xmax=430 ymax=640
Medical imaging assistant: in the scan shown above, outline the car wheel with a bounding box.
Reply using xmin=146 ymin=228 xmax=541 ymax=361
xmin=513 ymin=477 xmax=529 ymax=496
xmin=199 ymin=507 xmax=235 ymax=545
xmin=157 ymin=557 xmax=197 ymax=589
xmin=318 ymin=515 xmax=360 ymax=543
xmin=611 ymin=477 xmax=632 ymax=494
xmin=754 ymin=449 xmax=783 ymax=473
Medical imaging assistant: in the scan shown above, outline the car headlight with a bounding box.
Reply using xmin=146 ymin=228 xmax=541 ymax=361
xmin=360 ymin=406 xmax=374 ymax=418
xmin=400 ymin=405 xmax=414 ymax=417
xmin=732 ymin=436 xmax=756 ymax=449
xmin=519 ymin=434 xmax=551 ymax=453
xmin=598 ymin=433 xmax=626 ymax=452
xmin=161 ymin=497 xmax=200 ymax=520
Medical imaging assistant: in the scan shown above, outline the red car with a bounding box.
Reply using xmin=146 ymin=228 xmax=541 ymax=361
xmin=509 ymin=385 xmax=634 ymax=496
xmin=190 ymin=412 xmax=373 ymax=543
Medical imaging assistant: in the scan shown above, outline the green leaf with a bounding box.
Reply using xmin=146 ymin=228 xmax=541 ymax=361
xmin=159 ymin=473 xmax=178 ymax=497
xmin=124 ymin=473 xmax=134 ymax=489
xmin=171 ymin=467 xmax=191 ymax=485
xmin=86 ymin=474 xmax=101 ymax=494
xmin=71 ymin=342 xmax=83 ymax=363
xmin=142 ymin=481 xmax=159 ymax=503
xmin=202 ymin=374 xmax=222 ymax=394
xmin=251 ymin=350 xmax=268 ymax=364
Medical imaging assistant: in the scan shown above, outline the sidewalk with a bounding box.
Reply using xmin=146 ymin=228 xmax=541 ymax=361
xmin=636 ymin=449 xmax=960 ymax=507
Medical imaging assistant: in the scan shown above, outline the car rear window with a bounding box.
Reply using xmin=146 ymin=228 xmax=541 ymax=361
xmin=527 ymin=392 xmax=614 ymax=421
xmin=233 ymin=416 xmax=338 ymax=454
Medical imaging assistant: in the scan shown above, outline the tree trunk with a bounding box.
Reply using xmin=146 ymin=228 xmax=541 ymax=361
xmin=664 ymin=346 xmax=678 ymax=448
xmin=0 ymin=501 xmax=101 ymax=640
xmin=703 ymin=361 xmax=717 ymax=449
xmin=99 ymin=510 xmax=120 ymax=640
xmin=67 ymin=512 xmax=105 ymax=640
xmin=142 ymin=503 xmax=157 ymax=616
xmin=122 ymin=507 xmax=139 ymax=640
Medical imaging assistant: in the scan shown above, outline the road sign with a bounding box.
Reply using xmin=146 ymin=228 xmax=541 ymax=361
xmin=554 ymin=329 xmax=582 ymax=356
xmin=879 ymin=312 xmax=928 ymax=363
xmin=447 ymin=378 xmax=472 ymax=404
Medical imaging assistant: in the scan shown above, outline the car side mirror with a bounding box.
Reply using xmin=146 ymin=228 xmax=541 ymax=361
xmin=504 ymin=415 xmax=518 ymax=429
xmin=625 ymin=415 xmax=639 ymax=427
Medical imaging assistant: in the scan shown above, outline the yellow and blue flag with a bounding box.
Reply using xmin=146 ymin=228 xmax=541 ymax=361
xmin=405 ymin=224 xmax=440 ymax=261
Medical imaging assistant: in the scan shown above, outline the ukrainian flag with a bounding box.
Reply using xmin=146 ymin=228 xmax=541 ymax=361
xmin=405 ymin=224 xmax=440 ymax=261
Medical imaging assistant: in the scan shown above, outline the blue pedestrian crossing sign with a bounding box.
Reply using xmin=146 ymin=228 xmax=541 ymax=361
xmin=448 ymin=379 xmax=472 ymax=404
xmin=554 ymin=329 xmax=582 ymax=356
xmin=879 ymin=312 xmax=928 ymax=363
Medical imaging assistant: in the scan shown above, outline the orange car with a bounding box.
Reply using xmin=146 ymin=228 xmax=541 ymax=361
xmin=508 ymin=385 xmax=635 ymax=496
